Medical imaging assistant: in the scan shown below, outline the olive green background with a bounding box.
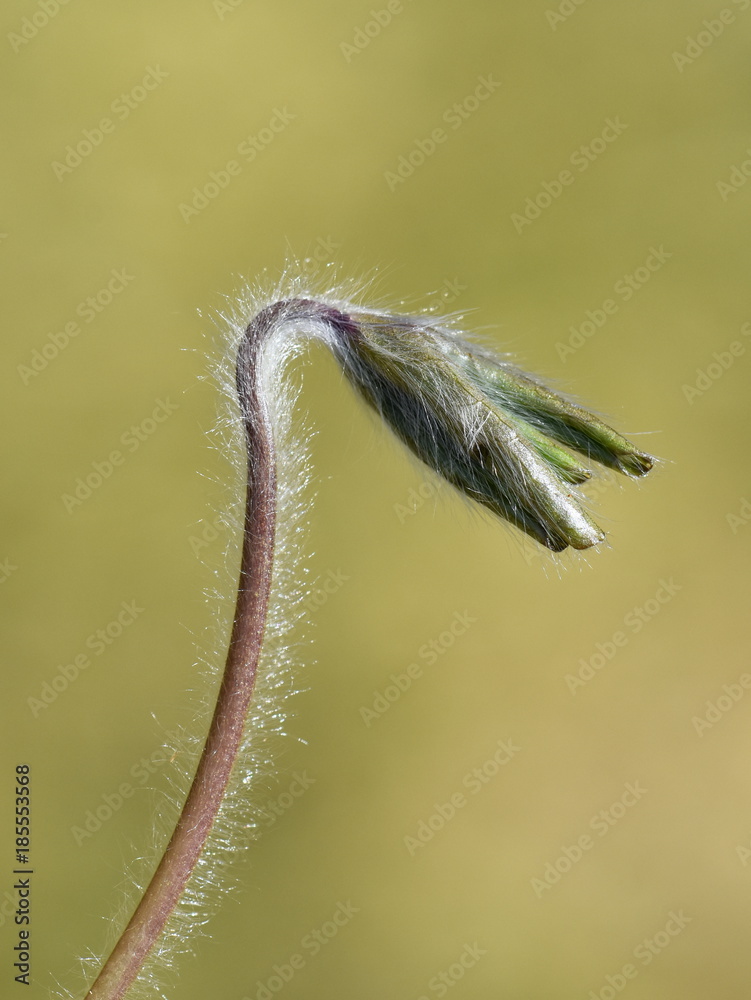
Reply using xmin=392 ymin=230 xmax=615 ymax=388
xmin=2 ymin=1 xmax=750 ymax=997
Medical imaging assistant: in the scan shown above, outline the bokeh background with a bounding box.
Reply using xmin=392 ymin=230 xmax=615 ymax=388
xmin=2 ymin=2 xmax=750 ymax=997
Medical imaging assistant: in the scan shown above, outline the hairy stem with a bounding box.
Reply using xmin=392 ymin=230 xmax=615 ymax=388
xmin=85 ymin=310 xmax=280 ymax=1000
xmin=85 ymin=298 xmax=358 ymax=999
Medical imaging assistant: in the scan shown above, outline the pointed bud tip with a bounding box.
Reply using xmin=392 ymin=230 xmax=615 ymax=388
xmin=620 ymin=452 xmax=654 ymax=477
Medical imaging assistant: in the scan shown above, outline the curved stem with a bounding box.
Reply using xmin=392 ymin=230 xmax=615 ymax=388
xmin=85 ymin=309 xmax=279 ymax=1000
xmin=85 ymin=298 xmax=358 ymax=1000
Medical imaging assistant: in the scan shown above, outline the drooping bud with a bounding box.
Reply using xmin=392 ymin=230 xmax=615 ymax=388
xmin=325 ymin=309 xmax=653 ymax=551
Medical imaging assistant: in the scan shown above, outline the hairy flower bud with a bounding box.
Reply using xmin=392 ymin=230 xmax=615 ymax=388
xmin=326 ymin=308 xmax=653 ymax=551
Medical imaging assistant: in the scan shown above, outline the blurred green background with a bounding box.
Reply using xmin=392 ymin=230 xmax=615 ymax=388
xmin=2 ymin=1 xmax=750 ymax=997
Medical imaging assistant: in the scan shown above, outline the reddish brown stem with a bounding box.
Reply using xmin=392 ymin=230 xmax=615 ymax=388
xmin=84 ymin=300 xmax=358 ymax=999
xmin=85 ymin=311 xmax=278 ymax=1000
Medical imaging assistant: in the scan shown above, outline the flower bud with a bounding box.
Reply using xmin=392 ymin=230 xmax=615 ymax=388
xmin=328 ymin=311 xmax=653 ymax=551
